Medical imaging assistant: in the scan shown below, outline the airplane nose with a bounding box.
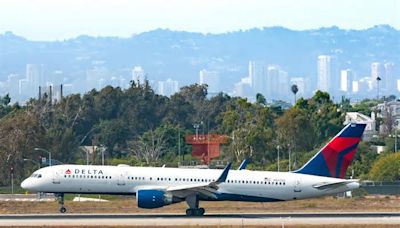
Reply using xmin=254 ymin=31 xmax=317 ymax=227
xmin=21 ymin=178 xmax=30 ymax=190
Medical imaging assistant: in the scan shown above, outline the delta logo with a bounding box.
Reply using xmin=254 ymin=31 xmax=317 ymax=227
xmin=65 ymin=169 xmax=71 ymax=174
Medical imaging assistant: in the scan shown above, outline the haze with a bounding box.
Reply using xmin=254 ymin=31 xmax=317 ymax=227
xmin=0 ymin=0 xmax=399 ymax=40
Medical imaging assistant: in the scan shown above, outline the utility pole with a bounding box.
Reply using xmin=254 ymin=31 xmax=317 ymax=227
xmin=276 ymin=145 xmax=280 ymax=172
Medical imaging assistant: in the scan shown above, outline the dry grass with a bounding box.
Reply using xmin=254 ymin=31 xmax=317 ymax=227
xmin=1 ymin=195 xmax=400 ymax=214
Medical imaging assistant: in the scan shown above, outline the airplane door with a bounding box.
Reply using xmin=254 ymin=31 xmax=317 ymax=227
xmin=294 ymin=179 xmax=302 ymax=193
xmin=117 ymin=172 xmax=126 ymax=186
xmin=52 ymin=170 xmax=61 ymax=184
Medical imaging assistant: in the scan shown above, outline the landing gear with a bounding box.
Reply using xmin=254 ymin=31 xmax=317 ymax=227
xmin=185 ymin=194 xmax=205 ymax=216
xmin=56 ymin=193 xmax=67 ymax=213
xmin=186 ymin=208 xmax=205 ymax=216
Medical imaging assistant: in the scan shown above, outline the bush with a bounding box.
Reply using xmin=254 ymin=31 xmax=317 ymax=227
xmin=368 ymin=153 xmax=400 ymax=181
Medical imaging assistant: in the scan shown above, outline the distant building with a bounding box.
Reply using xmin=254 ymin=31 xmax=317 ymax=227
xmin=158 ymin=78 xmax=179 ymax=97
xmin=317 ymin=55 xmax=332 ymax=93
xmin=26 ymin=64 xmax=46 ymax=96
xmin=340 ymin=69 xmax=354 ymax=93
xmin=371 ymin=62 xmax=384 ymax=81
xmin=384 ymin=62 xmax=396 ymax=93
xmin=132 ymin=66 xmax=145 ymax=85
xmin=249 ymin=61 xmax=266 ymax=95
xmin=199 ymin=69 xmax=220 ymax=94
xmin=234 ymin=77 xmax=252 ymax=98
xmin=375 ymin=100 xmax=400 ymax=133
xmin=266 ymin=65 xmax=280 ymax=99
xmin=344 ymin=112 xmax=376 ymax=141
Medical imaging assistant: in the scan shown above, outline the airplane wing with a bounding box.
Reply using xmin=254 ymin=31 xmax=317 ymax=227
xmin=312 ymin=179 xmax=359 ymax=190
xmin=165 ymin=163 xmax=232 ymax=199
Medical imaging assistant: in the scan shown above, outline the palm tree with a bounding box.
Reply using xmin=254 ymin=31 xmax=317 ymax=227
xmin=291 ymin=84 xmax=299 ymax=104
xmin=376 ymin=76 xmax=381 ymax=100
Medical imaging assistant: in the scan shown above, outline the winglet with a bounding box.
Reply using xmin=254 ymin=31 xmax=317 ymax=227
xmin=238 ymin=159 xmax=248 ymax=170
xmin=215 ymin=162 xmax=231 ymax=183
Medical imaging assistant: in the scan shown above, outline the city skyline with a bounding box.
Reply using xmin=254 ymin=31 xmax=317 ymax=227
xmin=1 ymin=0 xmax=399 ymax=40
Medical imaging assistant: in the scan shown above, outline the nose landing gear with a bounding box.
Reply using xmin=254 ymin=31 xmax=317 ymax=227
xmin=56 ymin=193 xmax=67 ymax=213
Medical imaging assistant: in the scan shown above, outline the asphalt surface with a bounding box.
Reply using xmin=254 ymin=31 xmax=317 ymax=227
xmin=1 ymin=212 xmax=400 ymax=226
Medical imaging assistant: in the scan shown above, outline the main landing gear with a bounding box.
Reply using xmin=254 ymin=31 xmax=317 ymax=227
xmin=56 ymin=193 xmax=67 ymax=213
xmin=185 ymin=194 xmax=205 ymax=216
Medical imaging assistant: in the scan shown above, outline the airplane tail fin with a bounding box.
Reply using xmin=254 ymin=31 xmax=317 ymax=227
xmin=294 ymin=123 xmax=366 ymax=179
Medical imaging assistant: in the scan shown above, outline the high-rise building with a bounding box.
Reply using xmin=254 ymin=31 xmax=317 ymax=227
xmin=317 ymin=55 xmax=332 ymax=93
xmin=158 ymin=79 xmax=179 ymax=97
xmin=132 ymin=66 xmax=145 ymax=85
xmin=199 ymin=69 xmax=220 ymax=94
xmin=249 ymin=61 xmax=266 ymax=95
xmin=371 ymin=62 xmax=384 ymax=81
xmin=234 ymin=77 xmax=252 ymax=99
xmin=384 ymin=62 xmax=396 ymax=93
xmin=340 ymin=69 xmax=354 ymax=92
xmin=265 ymin=65 xmax=279 ymax=99
xmin=26 ymin=64 xmax=45 ymax=95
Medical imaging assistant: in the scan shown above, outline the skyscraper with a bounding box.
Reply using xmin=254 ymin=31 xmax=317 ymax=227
xmin=371 ymin=62 xmax=384 ymax=81
xmin=340 ymin=69 xmax=354 ymax=92
xmin=248 ymin=61 xmax=266 ymax=95
xmin=384 ymin=62 xmax=396 ymax=93
xmin=26 ymin=64 xmax=45 ymax=95
xmin=265 ymin=65 xmax=280 ymax=99
xmin=317 ymin=55 xmax=332 ymax=93
xmin=199 ymin=69 xmax=220 ymax=94
xmin=132 ymin=66 xmax=145 ymax=85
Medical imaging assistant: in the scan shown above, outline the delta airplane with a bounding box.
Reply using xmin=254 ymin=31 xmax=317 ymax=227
xmin=21 ymin=123 xmax=366 ymax=216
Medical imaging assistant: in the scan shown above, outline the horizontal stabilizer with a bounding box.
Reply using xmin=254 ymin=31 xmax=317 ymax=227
xmin=312 ymin=180 xmax=359 ymax=190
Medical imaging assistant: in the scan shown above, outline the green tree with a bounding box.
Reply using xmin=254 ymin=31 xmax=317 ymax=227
xmin=369 ymin=153 xmax=400 ymax=181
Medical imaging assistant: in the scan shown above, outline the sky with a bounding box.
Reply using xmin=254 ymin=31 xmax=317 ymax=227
xmin=0 ymin=0 xmax=399 ymax=41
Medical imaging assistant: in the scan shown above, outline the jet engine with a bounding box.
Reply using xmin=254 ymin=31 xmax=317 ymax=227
xmin=137 ymin=189 xmax=179 ymax=209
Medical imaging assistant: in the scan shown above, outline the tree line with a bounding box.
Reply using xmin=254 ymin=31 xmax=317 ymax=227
xmin=0 ymin=81 xmax=398 ymax=185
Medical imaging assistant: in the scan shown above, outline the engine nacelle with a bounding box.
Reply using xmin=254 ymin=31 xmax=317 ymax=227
xmin=137 ymin=189 xmax=175 ymax=209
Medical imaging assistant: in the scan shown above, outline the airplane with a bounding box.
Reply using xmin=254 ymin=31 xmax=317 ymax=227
xmin=21 ymin=123 xmax=366 ymax=216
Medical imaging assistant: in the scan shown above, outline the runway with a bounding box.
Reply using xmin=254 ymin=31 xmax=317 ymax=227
xmin=1 ymin=212 xmax=400 ymax=226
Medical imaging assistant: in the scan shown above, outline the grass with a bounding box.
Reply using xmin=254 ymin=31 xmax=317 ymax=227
xmin=0 ymin=186 xmax=26 ymax=194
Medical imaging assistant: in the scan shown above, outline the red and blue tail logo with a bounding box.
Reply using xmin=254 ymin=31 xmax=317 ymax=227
xmin=294 ymin=123 xmax=366 ymax=179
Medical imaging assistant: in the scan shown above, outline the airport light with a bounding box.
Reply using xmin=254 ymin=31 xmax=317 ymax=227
xmin=34 ymin=148 xmax=52 ymax=166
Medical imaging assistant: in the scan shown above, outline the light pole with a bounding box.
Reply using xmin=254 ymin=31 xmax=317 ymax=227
xmin=288 ymin=144 xmax=291 ymax=172
xmin=6 ymin=154 xmax=13 ymax=195
xmin=276 ymin=145 xmax=280 ymax=172
xmin=34 ymin=148 xmax=52 ymax=166
xmin=193 ymin=124 xmax=200 ymax=140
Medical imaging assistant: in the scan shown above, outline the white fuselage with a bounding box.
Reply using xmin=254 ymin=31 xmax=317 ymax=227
xmin=21 ymin=164 xmax=359 ymax=202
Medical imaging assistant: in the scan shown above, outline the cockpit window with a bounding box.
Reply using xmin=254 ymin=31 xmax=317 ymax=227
xmin=30 ymin=173 xmax=42 ymax=178
xmin=37 ymin=174 xmax=42 ymax=178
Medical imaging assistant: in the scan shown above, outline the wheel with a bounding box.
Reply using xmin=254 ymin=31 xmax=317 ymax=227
xmin=198 ymin=208 xmax=205 ymax=216
xmin=186 ymin=209 xmax=193 ymax=216
xmin=60 ymin=207 xmax=67 ymax=213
